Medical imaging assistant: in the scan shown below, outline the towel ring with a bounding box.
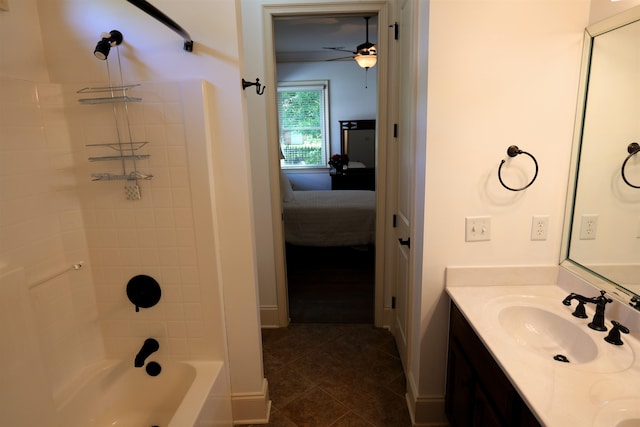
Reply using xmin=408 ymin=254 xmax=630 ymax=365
xmin=621 ymin=142 xmax=640 ymax=189
xmin=498 ymin=145 xmax=539 ymax=192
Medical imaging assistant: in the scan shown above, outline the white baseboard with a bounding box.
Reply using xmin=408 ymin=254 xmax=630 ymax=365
xmin=406 ymin=375 xmax=448 ymax=426
xmin=382 ymin=306 xmax=394 ymax=328
xmin=231 ymin=378 xmax=271 ymax=425
xmin=259 ymin=305 xmax=281 ymax=328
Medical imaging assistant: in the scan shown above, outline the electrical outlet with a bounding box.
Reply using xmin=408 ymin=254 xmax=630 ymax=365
xmin=579 ymin=214 xmax=598 ymax=240
xmin=465 ymin=216 xmax=491 ymax=242
xmin=531 ymin=215 xmax=549 ymax=241
xmin=0 ymin=0 xmax=9 ymax=11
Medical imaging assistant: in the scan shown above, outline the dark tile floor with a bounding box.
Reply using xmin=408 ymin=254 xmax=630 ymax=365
xmin=240 ymin=323 xmax=413 ymax=427
xmin=286 ymin=245 xmax=375 ymax=324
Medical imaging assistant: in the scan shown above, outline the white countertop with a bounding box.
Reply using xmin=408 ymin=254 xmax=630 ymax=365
xmin=446 ymin=275 xmax=640 ymax=427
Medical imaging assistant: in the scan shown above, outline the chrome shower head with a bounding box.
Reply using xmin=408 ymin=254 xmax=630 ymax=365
xmin=93 ymin=30 xmax=123 ymax=60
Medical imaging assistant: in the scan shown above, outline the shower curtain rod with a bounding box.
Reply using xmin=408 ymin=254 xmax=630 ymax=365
xmin=126 ymin=0 xmax=194 ymax=52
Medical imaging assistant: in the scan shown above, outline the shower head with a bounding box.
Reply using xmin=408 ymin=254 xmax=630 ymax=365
xmin=93 ymin=30 xmax=123 ymax=60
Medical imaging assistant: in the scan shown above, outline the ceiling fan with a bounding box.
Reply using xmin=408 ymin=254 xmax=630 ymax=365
xmin=324 ymin=16 xmax=377 ymax=69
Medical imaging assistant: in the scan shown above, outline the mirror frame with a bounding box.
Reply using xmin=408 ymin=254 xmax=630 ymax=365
xmin=561 ymin=5 xmax=640 ymax=303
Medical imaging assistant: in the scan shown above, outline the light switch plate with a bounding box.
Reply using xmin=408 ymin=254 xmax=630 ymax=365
xmin=465 ymin=216 xmax=491 ymax=242
xmin=0 ymin=0 xmax=9 ymax=11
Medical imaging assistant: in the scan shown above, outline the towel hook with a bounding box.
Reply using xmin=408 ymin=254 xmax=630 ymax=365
xmin=621 ymin=142 xmax=640 ymax=189
xmin=242 ymin=78 xmax=265 ymax=95
xmin=498 ymin=145 xmax=539 ymax=191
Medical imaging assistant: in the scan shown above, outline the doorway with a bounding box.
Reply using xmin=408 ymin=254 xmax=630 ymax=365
xmin=274 ymin=14 xmax=379 ymax=323
xmin=240 ymin=1 xmax=393 ymax=328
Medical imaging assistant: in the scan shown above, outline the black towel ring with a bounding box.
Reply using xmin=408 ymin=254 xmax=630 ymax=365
xmin=498 ymin=145 xmax=539 ymax=192
xmin=621 ymin=142 xmax=640 ymax=189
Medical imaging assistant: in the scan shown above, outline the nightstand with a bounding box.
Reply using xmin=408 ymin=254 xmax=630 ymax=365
xmin=330 ymin=168 xmax=375 ymax=190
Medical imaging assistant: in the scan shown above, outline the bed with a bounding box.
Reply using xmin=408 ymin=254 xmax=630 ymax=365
xmin=280 ymin=172 xmax=375 ymax=247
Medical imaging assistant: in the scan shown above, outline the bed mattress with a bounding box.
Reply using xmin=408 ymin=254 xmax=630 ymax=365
xmin=283 ymin=190 xmax=376 ymax=247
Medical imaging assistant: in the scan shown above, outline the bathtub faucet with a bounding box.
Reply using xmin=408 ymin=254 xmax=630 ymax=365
xmin=135 ymin=338 xmax=159 ymax=367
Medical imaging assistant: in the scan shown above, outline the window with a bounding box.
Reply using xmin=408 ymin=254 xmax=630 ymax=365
xmin=277 ymin=81 xmax=329 ymax=169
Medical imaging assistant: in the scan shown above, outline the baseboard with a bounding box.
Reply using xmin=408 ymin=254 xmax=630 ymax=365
xmin=382 ymin=306 xmax=394 ymax=328
xmin=260 ymin=305 xmax=281 ymax=328
xmin=406 ymin=375 xmax=448 ymax=426
xmin=231 ymin=378 xmax=271 ymax=425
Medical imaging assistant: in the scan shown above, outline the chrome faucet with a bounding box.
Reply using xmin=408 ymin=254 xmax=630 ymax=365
xmin=562 ymin=290 xmax=612 ymax=331
xmin=134 ymin=338 xmax=159 ymax=367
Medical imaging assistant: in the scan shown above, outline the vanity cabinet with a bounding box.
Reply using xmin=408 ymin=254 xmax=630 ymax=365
xmin=446 ymin=303 xmax=540 ymax=427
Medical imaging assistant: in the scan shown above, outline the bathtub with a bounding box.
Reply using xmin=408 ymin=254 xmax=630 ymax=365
xmin=55 ymin=359 xmax=230 ymax=427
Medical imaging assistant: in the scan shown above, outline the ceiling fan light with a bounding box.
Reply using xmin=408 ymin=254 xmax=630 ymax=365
xmin=354 ymin=53 xmax=377 ymax=69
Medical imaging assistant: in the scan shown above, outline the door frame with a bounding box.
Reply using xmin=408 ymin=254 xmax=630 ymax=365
xmin=260 ymin=1 xmax=394 ymax=327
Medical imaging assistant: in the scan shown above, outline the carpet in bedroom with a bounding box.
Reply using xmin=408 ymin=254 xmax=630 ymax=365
xmin=285 ymin=244 xmax=375 ymax=323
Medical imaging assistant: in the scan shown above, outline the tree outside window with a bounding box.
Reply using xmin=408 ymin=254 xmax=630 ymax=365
xmin=277 ymin=81 xmax=329 ymax=169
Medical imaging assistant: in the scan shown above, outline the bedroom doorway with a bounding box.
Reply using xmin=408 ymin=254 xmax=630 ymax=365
xmin=273 ymin=10 xmax=387 ymax=325
xmin=241 ymin=1 xmax=393 ymax=328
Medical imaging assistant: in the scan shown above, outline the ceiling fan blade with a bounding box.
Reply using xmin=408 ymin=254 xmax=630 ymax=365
xmin=323 ymin=47 xmax=356 ymax=54
xmin=325 ymin=56 xmax=354 ymax=62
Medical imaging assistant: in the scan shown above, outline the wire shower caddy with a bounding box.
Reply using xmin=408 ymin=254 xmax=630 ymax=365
xmin=77 ymin=45 xmax=152 ymax=200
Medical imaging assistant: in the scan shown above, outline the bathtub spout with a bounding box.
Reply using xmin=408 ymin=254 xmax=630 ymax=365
xmin=135 ymin=338 xmax=159 ymax=367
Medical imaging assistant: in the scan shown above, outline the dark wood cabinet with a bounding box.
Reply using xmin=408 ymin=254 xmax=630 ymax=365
xmin=446 ymin=303 xmax=541 ymax=427
xmin=330 ymin=168 xmax=375 ymax=191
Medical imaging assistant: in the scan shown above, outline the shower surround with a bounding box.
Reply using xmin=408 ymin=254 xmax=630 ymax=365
xmin=0 ymin=77 xmax=232 ymax=425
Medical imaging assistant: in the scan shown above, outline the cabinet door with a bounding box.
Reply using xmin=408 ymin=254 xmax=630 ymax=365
xmin=473 ymin=385 xmax=503 ymax=427
xmin=446 ymin=341 xmax=474 ymax=426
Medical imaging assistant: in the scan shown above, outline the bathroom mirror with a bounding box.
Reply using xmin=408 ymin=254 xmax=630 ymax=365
xmin=562 ymin=6 xmax=640 ymax=300
xmin=340 ymin=119 xmax=376 ymax=168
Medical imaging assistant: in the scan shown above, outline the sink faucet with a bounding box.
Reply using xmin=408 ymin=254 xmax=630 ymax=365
xmin=134 ymin=338 xmax=159 ymax=367
xmin=562 ymin=290 xmax=612 ymax=331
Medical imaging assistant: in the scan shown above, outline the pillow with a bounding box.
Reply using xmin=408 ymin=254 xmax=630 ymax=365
xmin=280 ymin=171 xmax=295 ymax=202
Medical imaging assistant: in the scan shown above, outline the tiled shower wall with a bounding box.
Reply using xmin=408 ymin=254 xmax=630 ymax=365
xmin=1 ymin=78 xmax=226 ymax=423
xmin=65 ymin=80 xmax=222 ymax=362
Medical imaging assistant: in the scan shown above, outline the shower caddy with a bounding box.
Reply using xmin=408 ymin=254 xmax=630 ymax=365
xmin=77 ymin=35 xmax=152 ymax=200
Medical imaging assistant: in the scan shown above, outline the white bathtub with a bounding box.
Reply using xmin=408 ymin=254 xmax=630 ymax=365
xmin=55 ymin=359 xmax=230 ymax=427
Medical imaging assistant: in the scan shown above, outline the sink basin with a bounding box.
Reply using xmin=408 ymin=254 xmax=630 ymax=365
xmin=499 ymin=305 xmax=598 ymax=363
xmin=484 ymin=294 xmax=635 ymax=373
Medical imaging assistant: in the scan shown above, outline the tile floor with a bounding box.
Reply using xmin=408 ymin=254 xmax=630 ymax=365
xmin=240 ymin=323 xmax=413 ymax=427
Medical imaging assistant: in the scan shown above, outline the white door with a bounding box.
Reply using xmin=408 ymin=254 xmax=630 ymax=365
xmin=391 ymin=0 xmax=415 ymax=370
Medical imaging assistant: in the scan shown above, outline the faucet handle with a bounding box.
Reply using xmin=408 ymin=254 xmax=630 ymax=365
xmin=630 ymin=296 xmax=640 ymax=311
xmin=604 ymin=321 xmax=630 ymax=346
xmin=571 ymin=301 xmax=588 ymax=319
xmin=598 ymin=290 xmax=613 ymax=303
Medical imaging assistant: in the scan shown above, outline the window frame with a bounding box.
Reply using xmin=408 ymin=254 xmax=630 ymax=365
xmin=276 ymin=80 xmax=330 ymax=170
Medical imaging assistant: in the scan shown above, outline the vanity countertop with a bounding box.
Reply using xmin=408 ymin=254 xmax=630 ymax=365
xmin=446 ymin=282 xmax=640 ymax=427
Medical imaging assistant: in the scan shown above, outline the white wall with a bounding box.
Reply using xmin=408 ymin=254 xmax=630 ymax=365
xmin=0 ymin=0 xmax=49 ymax=81
xmin=413 ymin=0 xmax=591 ymax=416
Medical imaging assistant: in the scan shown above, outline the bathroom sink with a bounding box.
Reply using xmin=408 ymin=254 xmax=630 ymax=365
xmin=498 ymin=305 xmax=598 ymax=363
xmin=483 ymin=294 xmax=635 ymax=372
